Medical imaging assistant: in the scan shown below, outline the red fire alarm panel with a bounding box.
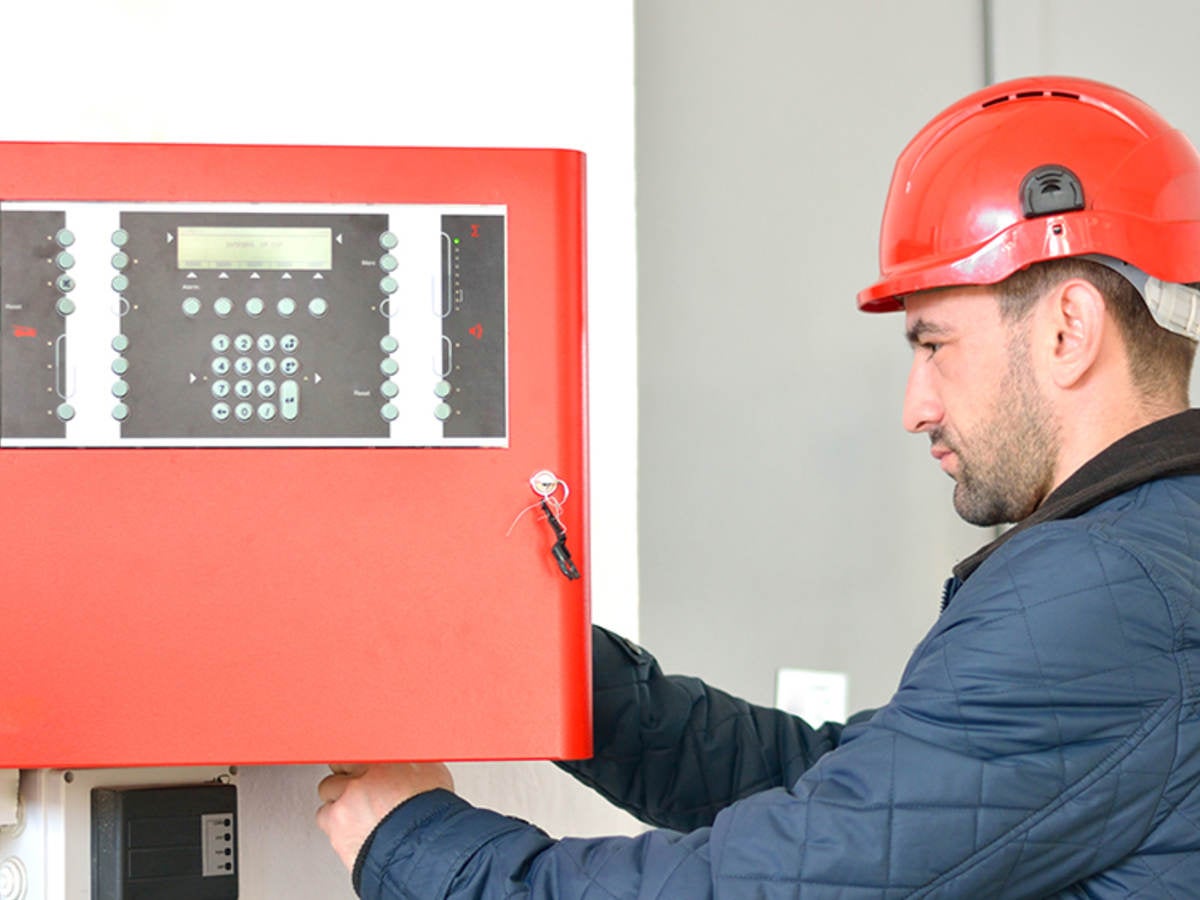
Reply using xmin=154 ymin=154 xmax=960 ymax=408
xmin=0 ymin=142 xmax=590 ymax=767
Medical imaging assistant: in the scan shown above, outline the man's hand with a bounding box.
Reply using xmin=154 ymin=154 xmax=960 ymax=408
xmin=316 ymin=762 xmax=456 ymax=870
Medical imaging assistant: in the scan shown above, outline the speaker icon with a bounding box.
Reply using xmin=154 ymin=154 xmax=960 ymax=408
xmin=469 ymin=323 xmax=484 ymax=340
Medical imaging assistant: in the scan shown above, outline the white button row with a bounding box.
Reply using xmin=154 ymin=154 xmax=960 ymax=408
xmin=183 ymin=297 xmax=328 ymax=318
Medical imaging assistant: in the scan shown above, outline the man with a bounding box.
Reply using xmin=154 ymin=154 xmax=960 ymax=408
xmin=317 ymin=76 xmax=1200 ymax=897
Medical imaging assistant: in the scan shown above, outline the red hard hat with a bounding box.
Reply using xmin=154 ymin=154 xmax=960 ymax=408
xmin=858 ymin=76 xmax=1200 ymax=312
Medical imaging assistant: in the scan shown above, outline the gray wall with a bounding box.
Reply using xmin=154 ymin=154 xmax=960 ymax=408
xmin=636 ymin=0 xmax=1200 ymax=714
xmin=636 ymin=0 xmax=992 ymax=711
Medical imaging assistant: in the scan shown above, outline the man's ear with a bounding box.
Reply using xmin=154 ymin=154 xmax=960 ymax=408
xmin=1040 ymin=278 xmax=1107 ymax=389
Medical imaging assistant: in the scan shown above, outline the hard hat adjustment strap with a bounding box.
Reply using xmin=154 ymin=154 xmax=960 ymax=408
xmin=1144 ymin=277 xmax=1200 ymax=340
xmin=1084 ymin=254 xmax=1200 ymax=340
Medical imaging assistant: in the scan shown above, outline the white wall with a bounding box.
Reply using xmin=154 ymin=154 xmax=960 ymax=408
xmin=0 ymin=2 xmax=642 ymax=897
xmin=0 ymin=0 xmax=640 ymax=640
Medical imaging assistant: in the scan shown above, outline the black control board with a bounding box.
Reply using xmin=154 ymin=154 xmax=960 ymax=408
xmin=0 ymin=209 xmax=71 ymax=438
xmin=0 ymin=202 xmax=507 ymax=447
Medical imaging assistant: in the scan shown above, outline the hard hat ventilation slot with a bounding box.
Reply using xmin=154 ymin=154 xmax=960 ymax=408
xmin=980 ymin=89 xmax=1080 ymax=110
xmin=1021 ymin=165 xmax=1085 ymax=218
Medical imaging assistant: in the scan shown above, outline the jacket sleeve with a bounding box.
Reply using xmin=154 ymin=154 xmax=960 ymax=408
xmin=355 ymin=523 xmax=1189 ymax=899
xmin=553 ymin=625 xmax=870 ymax=831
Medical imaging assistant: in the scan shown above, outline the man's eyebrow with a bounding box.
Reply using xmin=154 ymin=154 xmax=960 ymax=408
xmin=905 ymin=319 xmax=952 ymax=347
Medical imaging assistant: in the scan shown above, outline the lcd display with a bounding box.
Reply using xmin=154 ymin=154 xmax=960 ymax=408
xmin=177 ymin=226 xmax=332 ymax=270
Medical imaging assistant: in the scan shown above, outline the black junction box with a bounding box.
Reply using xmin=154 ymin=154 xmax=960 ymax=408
xmin=92 ymin=783 xmax=238 ymax=900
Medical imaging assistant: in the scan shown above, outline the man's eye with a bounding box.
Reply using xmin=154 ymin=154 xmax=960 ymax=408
xmin=921 ymin=342 xmax=941 ymax=357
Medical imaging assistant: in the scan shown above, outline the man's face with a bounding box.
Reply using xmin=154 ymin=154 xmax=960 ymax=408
xmin=902 ymin=286 xmax=1060 ymax=526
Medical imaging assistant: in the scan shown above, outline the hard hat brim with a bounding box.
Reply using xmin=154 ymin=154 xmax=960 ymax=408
xmin=858 ymin=209 xmax=1200 ymax=312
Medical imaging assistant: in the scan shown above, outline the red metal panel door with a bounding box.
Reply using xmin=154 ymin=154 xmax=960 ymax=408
xmin=0 ymin=142 xmax=590 ymax=767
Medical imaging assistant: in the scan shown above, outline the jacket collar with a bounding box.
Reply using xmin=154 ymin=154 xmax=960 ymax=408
xmin=953 ymin=408 xmax=1200 ymax=583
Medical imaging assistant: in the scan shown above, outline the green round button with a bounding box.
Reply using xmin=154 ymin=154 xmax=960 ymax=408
xmin=381 ymin=403 xmax=399 ymax=422
xmin=56 ymin=402 xmax=75 ymax=422
xmin=111 ymin=403 xmax=130 ymax=422
xmin=111 ymin=380 xmax=130 ymax=398
xmin=56 ymin=228 xmax=75 ymax=247
xmin=380 ymin=335 xmax=399 ymax=353
xmin=111 ymin=274 xmax=129 ymax=292
xmin=56 ymin=251 xmax=75 ymax=270
xmin=379 ymin=276 xmax=398 ymax=295
xmin=56 ymin=297 xmax=76 ymax=316
xmin=380 ymin=380 xmax=399 ymax=399
xmin=246 ymin=297 xmax=265 ymax=317
xmin=111 ymin=334 xmax=130 ymax=352
xmin=111 ymin=357 xmax=129 ymax=375
xmin=434 ymin=402 xmax=452 ymax=421
xmin=111 ymin=229 xmax=129 ymax=247
xmin=379 ymin=231 xmax=399 ymax=250
xmin=379 ymin=254 xmax=398 ymax=272
xmin=111 ymin=251 xmax=130 ymax=270
xmin=380 ymin=358 xmax=399 ymax=376
xmin=434 ymin=380 xmax=452 ymax=398
xmin=181 ymin=297 xmax=202 ymax=317
xmin=308 ymin=297 xmax=328 ymax=317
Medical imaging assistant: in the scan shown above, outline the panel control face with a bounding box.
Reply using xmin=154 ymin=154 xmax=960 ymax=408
xmin=0 ymin=202 xmax=507 ymax=446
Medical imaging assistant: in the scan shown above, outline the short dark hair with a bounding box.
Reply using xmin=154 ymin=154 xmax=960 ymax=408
xmin=994 ymin=258 xmax=1198 ymax=405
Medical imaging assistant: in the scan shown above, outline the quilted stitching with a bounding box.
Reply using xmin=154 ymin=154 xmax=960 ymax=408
xmin=361 ymin=476 xmax=1200 ymax=898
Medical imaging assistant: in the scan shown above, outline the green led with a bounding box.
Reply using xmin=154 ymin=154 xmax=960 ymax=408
xmin=453 ymin=237 xmax=461 ymax=245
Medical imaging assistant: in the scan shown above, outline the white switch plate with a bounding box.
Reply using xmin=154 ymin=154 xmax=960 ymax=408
xmin=775 ymin=668 xmax=848 ymax=725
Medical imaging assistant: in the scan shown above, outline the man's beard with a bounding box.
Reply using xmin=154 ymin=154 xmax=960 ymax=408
xmin=939 ymin=343 xmax=1060 ymax=527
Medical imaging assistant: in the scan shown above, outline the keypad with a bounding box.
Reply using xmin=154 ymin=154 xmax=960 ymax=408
xmin=207 ymin=331 xmax=300 ymax=424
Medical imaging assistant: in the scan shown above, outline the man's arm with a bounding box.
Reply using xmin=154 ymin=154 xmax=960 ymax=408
xmin=318 ymin=523 xmax=1187 ymax=898
xmin=554 ymin=625 xmax=873 ymax=830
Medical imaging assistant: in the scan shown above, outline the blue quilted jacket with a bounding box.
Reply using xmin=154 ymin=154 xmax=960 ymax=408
xmin=354 ymin=411 xmax=1200 ymax=898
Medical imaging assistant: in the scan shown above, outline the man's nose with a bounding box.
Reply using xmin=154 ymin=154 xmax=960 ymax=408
xmin=902 ymin=356 xmax=942 ymax=434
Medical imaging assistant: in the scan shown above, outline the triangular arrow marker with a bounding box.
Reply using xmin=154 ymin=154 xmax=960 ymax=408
xmin=219 ymin=272 xmax=229 ymax=279
xmin=189 ymin=372 xmax=197 ymax=384
xmin=250 ymin=272 xmax=260 ymax=279
xmin=313 ymin=273 xmax=324 ymax=280
xmin=167 ymin=233 xmax=174 ymax=243
xmin=313 ymin=372 xmax=322 ymax=384
xmin=282 ymin=272 xmax=292 ymax=280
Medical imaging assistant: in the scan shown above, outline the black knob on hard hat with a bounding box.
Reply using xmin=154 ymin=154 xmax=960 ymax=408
xmin=1020 ymin=165 xmax=1085 ymax=218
